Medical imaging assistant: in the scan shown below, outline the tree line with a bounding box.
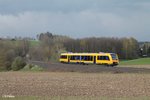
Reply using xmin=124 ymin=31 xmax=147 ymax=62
xmin=0 ymin=32 xmax=149 ymax=71
xmin=33 ymin=32 xmax=140 ymax=60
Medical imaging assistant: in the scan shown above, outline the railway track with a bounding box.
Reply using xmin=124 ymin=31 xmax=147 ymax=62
xmin=28 ymin=61 xmax=150 ymax=73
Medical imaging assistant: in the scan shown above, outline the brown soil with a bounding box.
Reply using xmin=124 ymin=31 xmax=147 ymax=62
xmin=1 ymin=62 xmax=150 ymax=97
xmin=0 ymin=72 xmax=150 ymax=97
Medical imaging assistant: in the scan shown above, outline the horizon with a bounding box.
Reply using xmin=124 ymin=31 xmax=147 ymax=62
xmin=0 ymin=33 xmax=149 ymax=42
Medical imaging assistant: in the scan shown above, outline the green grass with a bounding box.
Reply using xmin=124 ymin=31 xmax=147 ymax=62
xmin=2 ymin=39 xmax=40 ymax=47
xmin=29 ymin=40 xmax=40 ymax=47
xmin=120 ymin=58 xmax=150 ymax=65
xmin=1 ymin=96 xmax=150 ymax=100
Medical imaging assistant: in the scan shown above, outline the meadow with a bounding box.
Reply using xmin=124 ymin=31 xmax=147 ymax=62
xmin=120 ymin=58 xmax=150 ymax=65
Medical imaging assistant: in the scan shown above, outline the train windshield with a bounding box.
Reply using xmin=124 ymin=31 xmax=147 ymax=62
xmin=60 ymin=55 xmax=67 ymax=59
xmin=111 ymin=53 xmax=118 ymax=60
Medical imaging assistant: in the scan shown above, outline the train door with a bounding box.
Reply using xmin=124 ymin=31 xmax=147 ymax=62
xmin=93 ymin=56 xmax=96 ymax=64
xmin=68 ymin=56 xmax=70 ymax=63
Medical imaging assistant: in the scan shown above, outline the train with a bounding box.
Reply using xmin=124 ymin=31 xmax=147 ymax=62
xmin=59 ymin=52 xmax=119 ymax=66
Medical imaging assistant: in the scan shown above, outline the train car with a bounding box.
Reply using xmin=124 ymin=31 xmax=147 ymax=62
xmin=59 ymin=52 xmax=119 ymax=66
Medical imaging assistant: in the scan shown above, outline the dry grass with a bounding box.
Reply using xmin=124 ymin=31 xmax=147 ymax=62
xmin=0 ymin=72 xmax=150 ymax=99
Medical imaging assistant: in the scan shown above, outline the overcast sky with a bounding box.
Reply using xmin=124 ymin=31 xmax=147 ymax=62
xmin=0 ymin=0 xmax=150 ymax=41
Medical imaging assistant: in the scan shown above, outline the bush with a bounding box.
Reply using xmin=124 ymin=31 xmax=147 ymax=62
xmin=21 ymin=64 xmax=33 ymax=71
xmin=11 ymin=57 xmax=26 ymax=71
xmin=30 ymin=65 xmax=44 ymax=71
xmin=22 ymin=64 xmax=44 ymax=71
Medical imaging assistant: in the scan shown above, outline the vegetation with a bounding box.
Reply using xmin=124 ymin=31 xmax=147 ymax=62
xmin=139 ymin=42 xmax=150 ymax=57
xmin=0 ymin=39 xmax=29 ymax=71
xmin=120 ymin=58 xmax=150 ymax=65
xmin=11 ymin=56 xmax=26 ymax=71
xmin=29 ymin=40 xmax=40 ymax=47
xmin=63 ymin=37 xmax=139 ymax=59
xmin=22 ymin=64 xmax=44 ymax=71
xmin=0 ymin=32 xmax=150 ymax=71
xmin=0 ymin=41 xmax=16 ymax=71
xmin=36 ymin=32 xmax=140 ymax=60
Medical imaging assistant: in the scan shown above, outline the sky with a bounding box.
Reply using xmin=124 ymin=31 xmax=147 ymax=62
xmin=0 ymin=0 xmax=150 ymax=41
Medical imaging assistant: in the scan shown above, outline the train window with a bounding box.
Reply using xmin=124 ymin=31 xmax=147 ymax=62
xmin=81 ymin=56 xmax=85 ymax=60
xmin=97 ymin=56 xmax=101 ymax=60
xmin=60 ymin=55 xmax=67 ymax=59
xmin=105 ymin=56 xmax=110 ymax=60
xmin=81 ymin=56 xmax=87 ymax=60
xmin=75 ymin=56 xmax=80 ymax=60
xmin=70 ymin=56 xmax=80 ymax=60
xmin=81 ymin=56 xmax=93 ymax=61
xmin=111 ymin=54 xmax=117 ymax=60
xmin=69 ymin=56 xmax=93 ymax=61
xmin=98 ymin=56 xmax=110 ymax=60
xmin=88 ymin=56 xmax=93 ymax=61
xmin=70 ymin=56 xmax=74 ymax=60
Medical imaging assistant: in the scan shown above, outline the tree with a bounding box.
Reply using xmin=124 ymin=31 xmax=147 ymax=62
xmin=148 ymin=47 xmax=150 ymax=56
xmin=29 ymin=46 xmax=46 ymax=61
xmin=38 ymin=32 xmax=53 ymax=43
xmin=0 ymin=40 xmax=16 ymax=70
xmin=15 ymin=39 xmax=30 ymax=57
xmin=121 ymin=37 xmax=139 ymax=59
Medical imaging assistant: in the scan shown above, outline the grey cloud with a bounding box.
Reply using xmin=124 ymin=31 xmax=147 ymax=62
xmin=0 ymin=0 xmax=149 ymax=14
xmin=0 ymin=0 xmax=150 ymax=41
xmin=0 ymin=11 xmax=150 ymax=41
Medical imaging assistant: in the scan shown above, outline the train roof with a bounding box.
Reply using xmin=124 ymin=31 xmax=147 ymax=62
xmin=60 ymin=52 xmax=115 ymax=55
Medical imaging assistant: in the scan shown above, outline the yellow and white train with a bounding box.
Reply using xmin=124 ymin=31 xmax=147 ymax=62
xmin=59 ymin=52 xmax=119 ymax=66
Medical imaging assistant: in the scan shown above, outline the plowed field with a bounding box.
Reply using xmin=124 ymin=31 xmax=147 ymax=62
xmin=0 ymin=72 xmax=150 ymax=97
xmin=0 ymin=63 xmax=150 ymax=98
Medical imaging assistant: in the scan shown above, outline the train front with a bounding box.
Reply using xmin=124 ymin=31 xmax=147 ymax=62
xmin=110 ymin=53 xmax=119 ymax=66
